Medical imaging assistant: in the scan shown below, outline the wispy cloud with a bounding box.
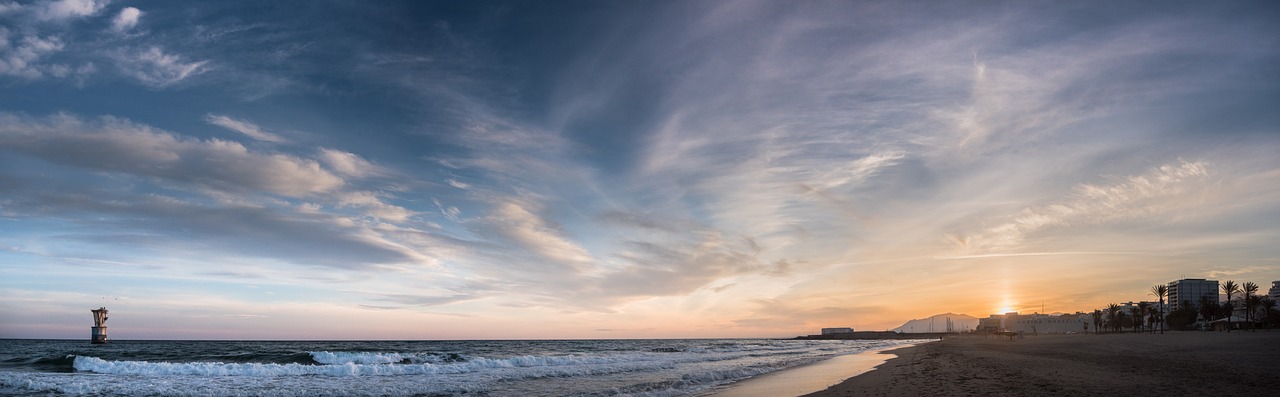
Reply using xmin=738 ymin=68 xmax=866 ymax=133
xmin=0 ymin=112 xmax=443 ymax=270
xmin=370 ymin=292 xmax=478 ymax=307
xmin=2 ymin=190 xmax=419 ymax=269
xmin=113 ymin=46 xmax=207 ymax=87
xmin=35 ymin=0 xmax=107 ymax=22
xmin=0 ymin=28 xmax=64 ymax=79
xmin=0 ymin=113 xmax=341 ymax=197
xmin=0 ymin=1 xmax=140 ymax=85
xmin=1205 ymin=266 xmax=1277 ymax=280
xmin=433 ymin=198 xmax=462 ymax=222
xmin=445 ymin=179 xmax=470 ymax=190
xmin=480 ymin=199 xmax=593 ymax=269
xmin=931 ymin=251 xmax=1148 ymax=261
xmin=318 ymin=149 xmax=384 ymax=178
xmin=956 ymin=160 xmax=1212 ymax=251
xmin=584 ymin=232 xmax=776 ymax=303
xmin=337 ymin=191 xmax=414 ymax=222
xmin=205 ymin=114 xmax=287 ymax=143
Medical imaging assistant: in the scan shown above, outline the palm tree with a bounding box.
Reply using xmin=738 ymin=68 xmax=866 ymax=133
xmin=1242 ymin=282 xmax=1259 ymax=331
xmin=1106 ymin=303 xmax=1121 ymax=333
xmin=1129 ymin=306 xmax=1143 ymax=333
xmin=1137 ymin=302 xmax=1151 ymax=333
xmin=1262 ymin=298 xmax=1277 ymax=330
xmin=1222 ymin=280 xmax=1240 ymax=332
xmin=1199 ymin=295 xmax=1218 ymax=330
xmin=1150 ymin=284 xmax=1168 ymax=334
xmin=1091 ymin=310 xmax=1103 ymax=335
xmin=1244 ymin=295 xmax=1261 ymax=331
xmin=1167 ymin=301 xmax=1196 ymax=329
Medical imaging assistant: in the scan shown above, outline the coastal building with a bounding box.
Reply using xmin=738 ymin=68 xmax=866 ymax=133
xmin=1144 ymin=301 xmax=1168 ymax=313
xmin=1094 ymin=302 xmax=1168 ymax=330
xmin=821 ymin=327 xmax=854 ymax=335
xmin=977 ymin=316 xmax=1002 ymax=333
xmin=1115 ymin=301 xmax=1164 ymax=316
xmin=1168 ymin=279 xmax=1219 ymax=311
xmin=1115 ymin=301 xmax=1140 ymax=313
xmin=1269 ymin=281 xmax=1280 ymax=301
xmin=976 ymin=312 xmax=1089 ymax=334
xmin=1007 ymin=312 xmax=1089 ymax=334
xmin=1227 ymin=297 xmax=1252 ymax=319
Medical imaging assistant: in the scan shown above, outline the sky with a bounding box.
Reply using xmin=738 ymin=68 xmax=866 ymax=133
xmin=2 ymin=0 xmax=1279 ymax=340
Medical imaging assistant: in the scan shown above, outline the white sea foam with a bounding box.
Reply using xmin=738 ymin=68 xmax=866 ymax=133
xmin=0 ymin=339 xmax=934 ymax=397
xmin=73 ymin=340 xmax=924 ymax=378
xmin=309 ymin=351 xmax=424 ymax=365
xmin=0 ymin=371 xmax=481 ymax=397
xmin=71 ymin=353 xmax=674 ymax=377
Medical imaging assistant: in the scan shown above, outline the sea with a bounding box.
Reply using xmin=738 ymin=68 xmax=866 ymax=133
xmin=0 ymin=338 xmax=924 ymax=396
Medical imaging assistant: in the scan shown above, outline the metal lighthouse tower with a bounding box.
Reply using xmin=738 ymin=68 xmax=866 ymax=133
xmin=90 ymin=307 xmax=108 ymax=344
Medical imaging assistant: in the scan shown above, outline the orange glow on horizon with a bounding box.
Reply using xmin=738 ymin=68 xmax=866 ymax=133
xmin=997 ymin=295 xmax=1015 ymax=314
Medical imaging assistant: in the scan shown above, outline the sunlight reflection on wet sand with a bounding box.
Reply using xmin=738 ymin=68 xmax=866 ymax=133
xmin=712 ymin=343 xmax=918 ymax=397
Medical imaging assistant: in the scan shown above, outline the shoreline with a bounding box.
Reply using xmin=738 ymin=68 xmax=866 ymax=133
xmin=712 ymin=341 xmax=929 ymax=397
xmin=802 ymin=331 xmax=1280 ymax=397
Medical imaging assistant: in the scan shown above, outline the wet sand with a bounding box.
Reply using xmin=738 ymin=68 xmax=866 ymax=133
xmin=715 ymin=344 xmax=921 ymax=397
xmin=803 ymin=331 xmax=1280 ymax=397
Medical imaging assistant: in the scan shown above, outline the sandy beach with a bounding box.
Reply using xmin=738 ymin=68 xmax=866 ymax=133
xmin=803 ymin=331 xmax=1280 ymax=397
xmin=715 ymin=343 xmax=921 ymax=397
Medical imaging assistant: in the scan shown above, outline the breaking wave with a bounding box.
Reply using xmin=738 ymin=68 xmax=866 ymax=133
xmin=71 ymin=353 xmax=674 ymax=377
xmin=306 ymin=351 xmax=470 ymax=365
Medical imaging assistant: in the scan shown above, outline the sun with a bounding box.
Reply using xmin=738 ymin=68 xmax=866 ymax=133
xmin=996 ymin=297 xmax=1015 ymax=314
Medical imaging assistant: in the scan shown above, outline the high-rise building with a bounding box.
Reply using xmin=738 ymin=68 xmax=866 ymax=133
xmin=1167 ymin=279 xmax=1219 ymax=312
xmin=1269 ymin=281 xmax=1280 ymax=301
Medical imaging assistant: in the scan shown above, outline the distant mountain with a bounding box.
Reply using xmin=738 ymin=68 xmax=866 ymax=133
xmin=890 ymin=313 xmax=979 ymax=333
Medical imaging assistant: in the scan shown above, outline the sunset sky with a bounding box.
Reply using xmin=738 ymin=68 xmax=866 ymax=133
xmin=2 ymin=0 xmax=1279 ymax=340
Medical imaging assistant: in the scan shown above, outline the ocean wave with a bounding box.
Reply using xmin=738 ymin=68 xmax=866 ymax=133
xmin=71 ymin=352 xmax=674 ymax=377
xmin=307 ymin=351 xmax=468 ymax=365
xmin=0 ymin=371 xmax=484 ymax=397
xmin=1 ymin=354 xmax=78 ymax=373
xmin=309 ymin=351 xmax=425 ymax=365
xmin=596 ymin=362 xmax=799 ymax=397
xmin=5 ymin=339 xmax=933 ymax=396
